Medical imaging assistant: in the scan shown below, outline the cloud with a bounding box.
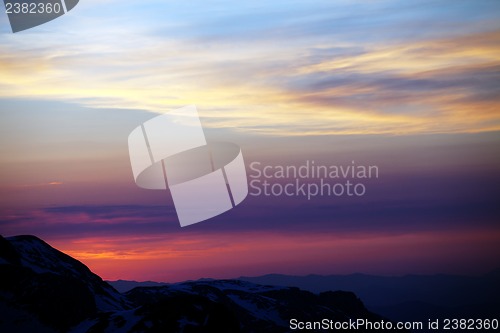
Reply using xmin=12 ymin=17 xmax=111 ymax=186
xmin=43 ymin=223 xmax=500 ymax=281
xmin=1 ymin=1 xmax=500 ymax=136
xmin=1 ymin=177 xmax=498 ymax=239
xmin=10 ymin=181 xmax=64 ymax=188
xmin=1 ymin=1 xmax=499 ymax=281
xmin=3 ymin=200 xmax=493 ymax=281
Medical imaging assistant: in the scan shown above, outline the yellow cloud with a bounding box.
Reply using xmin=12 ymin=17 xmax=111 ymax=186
xmin=1 ymin=29 xmax=499 ymax=136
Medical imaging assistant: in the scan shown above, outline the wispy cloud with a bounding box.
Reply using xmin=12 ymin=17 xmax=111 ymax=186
xmin=1 ymin=1 xmax=499 ymax=281
xmin=51 ymin=227 xmax=500 ymax=281
xmin=8 ymin=181 xmax=64 ymax=188
xmin=1 ymin=1 xmax=499 ymax=135
xmin=5 ymin=202 xmax=494 ymax=281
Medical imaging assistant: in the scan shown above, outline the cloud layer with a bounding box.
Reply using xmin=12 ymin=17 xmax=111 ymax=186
xmin=1 ymin=0 xmax=499 ymax=134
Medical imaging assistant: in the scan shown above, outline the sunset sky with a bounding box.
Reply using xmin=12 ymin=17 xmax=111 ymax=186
xmin=1 ymin=0 xmax=499 ymax=282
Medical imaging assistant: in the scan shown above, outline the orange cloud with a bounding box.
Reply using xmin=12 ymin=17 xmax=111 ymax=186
xmin=1 ymin=21 xmax=499 ymax=136
xmin=50 ymin=228 xmax=500 ymax=282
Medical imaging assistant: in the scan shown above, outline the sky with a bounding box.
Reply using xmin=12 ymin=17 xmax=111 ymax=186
xmin=0 ymin=0 xmax=499 ymax=282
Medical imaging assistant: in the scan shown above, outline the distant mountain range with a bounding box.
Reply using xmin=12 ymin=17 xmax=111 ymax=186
xmin=238 ymin=271 xmax=500 ymax=323
xmin=107 ymin=270 xmax=500 ymax=331
xmin=0 ymin=235 xmax=397 ymax=333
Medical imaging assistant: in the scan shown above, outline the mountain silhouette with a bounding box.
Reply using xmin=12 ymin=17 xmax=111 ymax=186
xmin=239 ymin=272 xmax=500 ymax=327
xmin=108 ymin=280 xmax=168 ymax=293
xmin=0 ymin=235 xmax=131 ymax=332
xmin=1 ymin=235 xmax=402 ymax=333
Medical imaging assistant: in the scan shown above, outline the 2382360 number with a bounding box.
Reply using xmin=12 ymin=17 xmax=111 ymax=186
xmin=5 ymin=2 xmax=62 ymax=14
xmin=443 ymin=319 xmax=498 ymax=330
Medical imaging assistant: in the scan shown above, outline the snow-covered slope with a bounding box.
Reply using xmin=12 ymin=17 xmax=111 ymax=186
xmin=1 ymin=235 xmax=394 ymax=333
xmin=108 ymin=279 xmax=387 ymax=333
xmin=0 ymin=235 xmax=131 ymax=332
xmin=6 ymin=235 xmax=130 ymax=312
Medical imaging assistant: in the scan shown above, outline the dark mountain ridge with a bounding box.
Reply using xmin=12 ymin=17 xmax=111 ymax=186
xmin=240 ymin=272 xmax=500 ymax=307
xmin=239 ymin=271 xmax=500 ymax=325
xmin=0 ymin=235 xmax=130 ymax=332
xmin=0 ymin=234 xmax=400 ymax=333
